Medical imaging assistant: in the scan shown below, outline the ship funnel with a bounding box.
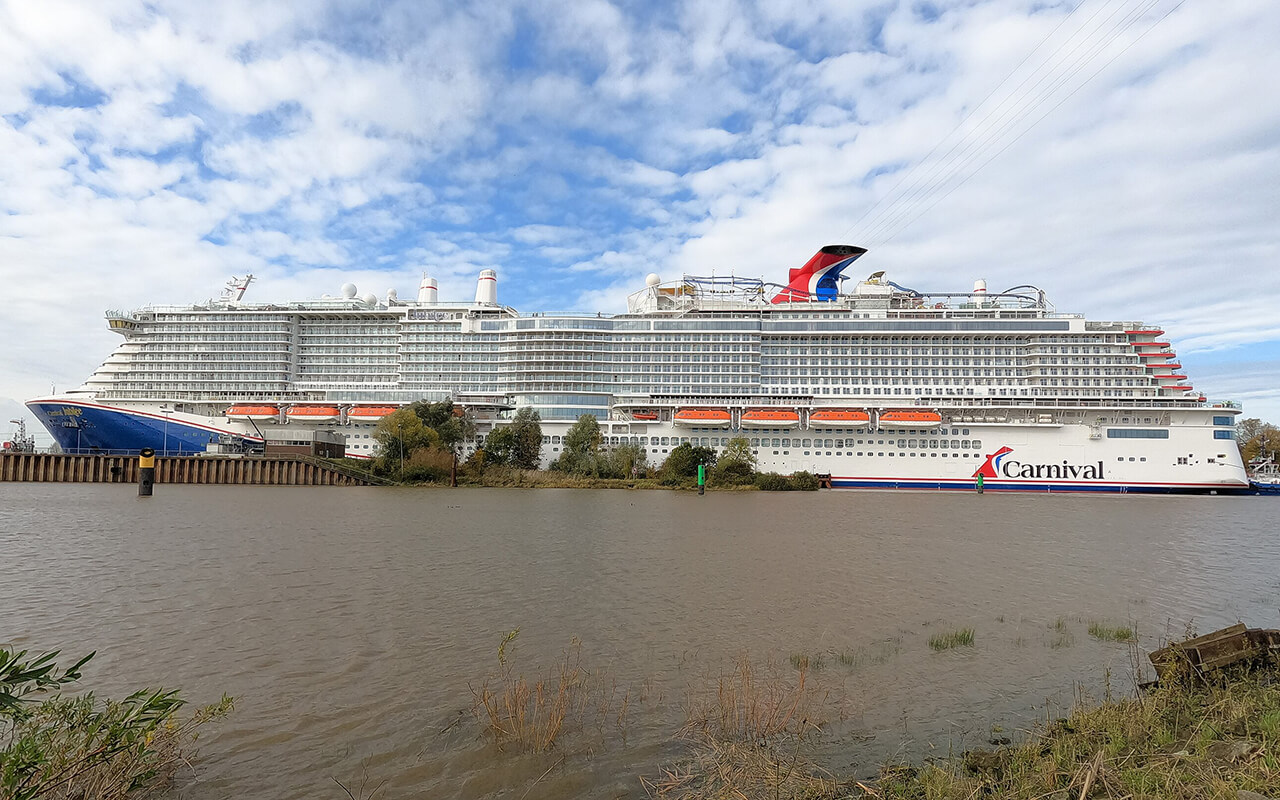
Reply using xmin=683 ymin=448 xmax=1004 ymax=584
xmin=475 ymin=269 xmax=497 ymax=305
xmin=770 ymin=245 xmax=868 ymax=304
xmin=417 ymin=273 xmax=438 ymax=304
xmin=972 ymin=279 xmax=988 ymax=307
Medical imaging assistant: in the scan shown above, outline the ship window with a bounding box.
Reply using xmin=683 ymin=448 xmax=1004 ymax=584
xmin=1140 ymin=457 xmax=1146 ymax=462
xmin=1117 ymin=457 xmax=1124 ymax=462
xmin=961 ymin=440 xmax=970 ymax=449
xmin=804 ymin=451 xmax=810 ymax=456
xmin=802 ymin=439 xmax=812 ymax=447
xmin=962 ymin=428 xmax=970 ymax=435
xmin=782 ymin=439 xmax=792 ymax=447
xmin=1129 ymin=457 xmax=1136 ymax=461
xmin=1213 ymin=430 xmax=1234 ymax=440
xmin=1212 ymin=416 xmax=1233 ymax=426
xmin=1107 ymin=429 xmax=1169 ymax=439
xmin=973 ymin=440 xmax=981 ymax=449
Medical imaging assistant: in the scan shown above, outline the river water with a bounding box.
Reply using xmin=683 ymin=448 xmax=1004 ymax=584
xmin=2 ymin=485 xmax=1278 ymax=798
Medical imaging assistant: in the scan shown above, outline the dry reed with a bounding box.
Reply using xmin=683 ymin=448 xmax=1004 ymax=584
xmin=471 ymin=633 xmax=635 ymax=752
xmin=682 ymin=656 xmax=826 ymax=743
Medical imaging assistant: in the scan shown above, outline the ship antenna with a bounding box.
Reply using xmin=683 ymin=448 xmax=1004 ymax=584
xmin=220 ymin=274 xmax=255 ymax=303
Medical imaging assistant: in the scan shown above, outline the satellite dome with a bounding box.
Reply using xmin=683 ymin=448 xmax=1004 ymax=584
xmin=361 ymin=293 xmax=377 ymax=306
xmin=386 ymin=288 xmax=398 ymax=301
xmin=645 ymin=273 xmax=661 ymax=287
xmin=341 ymin=283 xmax=358 ymax=299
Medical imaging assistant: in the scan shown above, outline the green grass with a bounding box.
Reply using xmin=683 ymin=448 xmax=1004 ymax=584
xmin=1087 ymin=621 xmax=1136 ymax=642
xmin=928 ymin=628 xmax=975 ymax=651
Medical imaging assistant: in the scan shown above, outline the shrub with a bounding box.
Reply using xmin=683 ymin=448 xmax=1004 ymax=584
xmin=399 ymin=446 xmax=454 ymax=483
xmin=790 ymin=470 xmax=820 ymax=491
xmin=1 ymin=649 xmax=231 ymax=800
xmin=754 ymin=472 xmax=794 ymax=491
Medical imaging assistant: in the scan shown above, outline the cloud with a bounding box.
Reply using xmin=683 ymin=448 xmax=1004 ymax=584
xmin=0 ymin=0 xmax=1275 ymax=424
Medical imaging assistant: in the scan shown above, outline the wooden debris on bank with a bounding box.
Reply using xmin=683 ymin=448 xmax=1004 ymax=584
xmin=1149 ymin=622 xmax=1280 ymax=683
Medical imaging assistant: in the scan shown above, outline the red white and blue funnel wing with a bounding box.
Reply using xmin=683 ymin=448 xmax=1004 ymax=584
xmin=770 ymin=245 xmax=868 ymax=303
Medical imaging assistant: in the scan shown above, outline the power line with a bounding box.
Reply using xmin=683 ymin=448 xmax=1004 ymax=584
xmin=858 ymin=0 xmax=1159 ymax=246
xmin=837 ymin=0 xmax=1095 ymax=241
xmin=871 ymin=0 xmax=1186 ymax=247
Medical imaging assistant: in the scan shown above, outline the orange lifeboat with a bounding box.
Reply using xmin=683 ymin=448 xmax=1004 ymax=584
xmin=287 ymin=405 xmax=341 ymax=423
xmin=877 ymin=409 xmax=943 ymax=429
xmin=226 ymin=405 xmax=280 ymax=421
xmin=347 ymin=406 xmax=398 ymax=419
xmin=808 ymin=409 xmax=871 ymax=428
xmin=632 ymin=411 xmax=659 ymax=421
xmin=739 ymin=409 xmax=800 ymax=429
xmin=673 ymin=408 xmax=732 ymax=427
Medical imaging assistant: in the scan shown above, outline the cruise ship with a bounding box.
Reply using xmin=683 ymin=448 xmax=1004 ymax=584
xmin=27 ymin=245 xmax=1249 ymax=493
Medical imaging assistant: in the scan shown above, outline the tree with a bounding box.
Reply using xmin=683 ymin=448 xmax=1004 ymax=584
xmin=373 ymin=409 xmax=439 ymax=471
xmin=481 ymin=425 xmax=518 ymax=466
xmin=551 ymin=414 xmax=603 ymax=475
xmin=509 ymin=407 xmax=543 ymax=469
xmin=1237 ymin=418 xmax=1280 ymax=464
xmin=660 ymin=442 xmax=716 ymax=482
xmin=599 ymin=442 xmax=647 ymax=478
xmin=714 ymin=436 xmax=757 ymax=485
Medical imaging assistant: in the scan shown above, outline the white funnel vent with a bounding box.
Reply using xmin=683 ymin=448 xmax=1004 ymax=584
xmin=417 ymin=272 xmax=438 ymax=304
xmin=475 ymin=269 xmax=497 ymax=305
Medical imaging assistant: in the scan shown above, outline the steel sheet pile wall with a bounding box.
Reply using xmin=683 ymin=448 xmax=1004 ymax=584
xmin=0 ymin=454 xmax=373 ymax=486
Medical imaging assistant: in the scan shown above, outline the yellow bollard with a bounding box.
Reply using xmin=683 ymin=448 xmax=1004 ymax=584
xmin=138 ymin=448 xmax=155 ymax=497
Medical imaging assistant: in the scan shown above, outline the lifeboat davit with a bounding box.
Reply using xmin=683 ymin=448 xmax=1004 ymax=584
xmin=673 ymin=408 xmax=732 ymax=427
xmin=739 ymin=409 xmax=800 ymax=428
xmin=287 ymin=405 xmax=341 ymax=423
xmin=347 ymin=406 xmax=398 ymax=420
xmin=226 ymin=405 xmax=280 ymax=421
xmin=809 ymin=408 xmax=871 ymax=428
xmin=877 ymin=409 xmax=943 ymax=429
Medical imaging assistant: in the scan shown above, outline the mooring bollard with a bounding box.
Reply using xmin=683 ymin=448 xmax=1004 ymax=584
xmin=697 ymin=463 xmax=705 ymax=495
xmin=138 ymin=447 xmax=155 ymax=497
xmin=976 ymin=473 xmax=984 ymax=494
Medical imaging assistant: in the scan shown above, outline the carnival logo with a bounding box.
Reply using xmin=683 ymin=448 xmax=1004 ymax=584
xmin=973 ymin=446 xmax=1013 ymax=479
xmin=973 ymin=446 xmax=1106 ymax=481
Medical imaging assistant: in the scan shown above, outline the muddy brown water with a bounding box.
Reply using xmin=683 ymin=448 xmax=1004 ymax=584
xmin=2 ymin=484 xmax=1278 ymax=799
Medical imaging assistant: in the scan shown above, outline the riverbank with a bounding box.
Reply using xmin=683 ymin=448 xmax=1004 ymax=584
xmin=331 ymin=459 xmax=822 ymax=490
xmin=652 ymin=658 xmax=1280 ymax=799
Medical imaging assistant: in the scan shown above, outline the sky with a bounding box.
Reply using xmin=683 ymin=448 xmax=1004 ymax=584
xmin=2 ymin=0 xmax=1278 ymax=445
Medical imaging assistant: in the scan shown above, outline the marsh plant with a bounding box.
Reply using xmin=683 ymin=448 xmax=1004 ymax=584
xmin=1087 ymin=621 xmax=1136 ymax=642
xmin=928 ymin=628 xmax=976 ymax=651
